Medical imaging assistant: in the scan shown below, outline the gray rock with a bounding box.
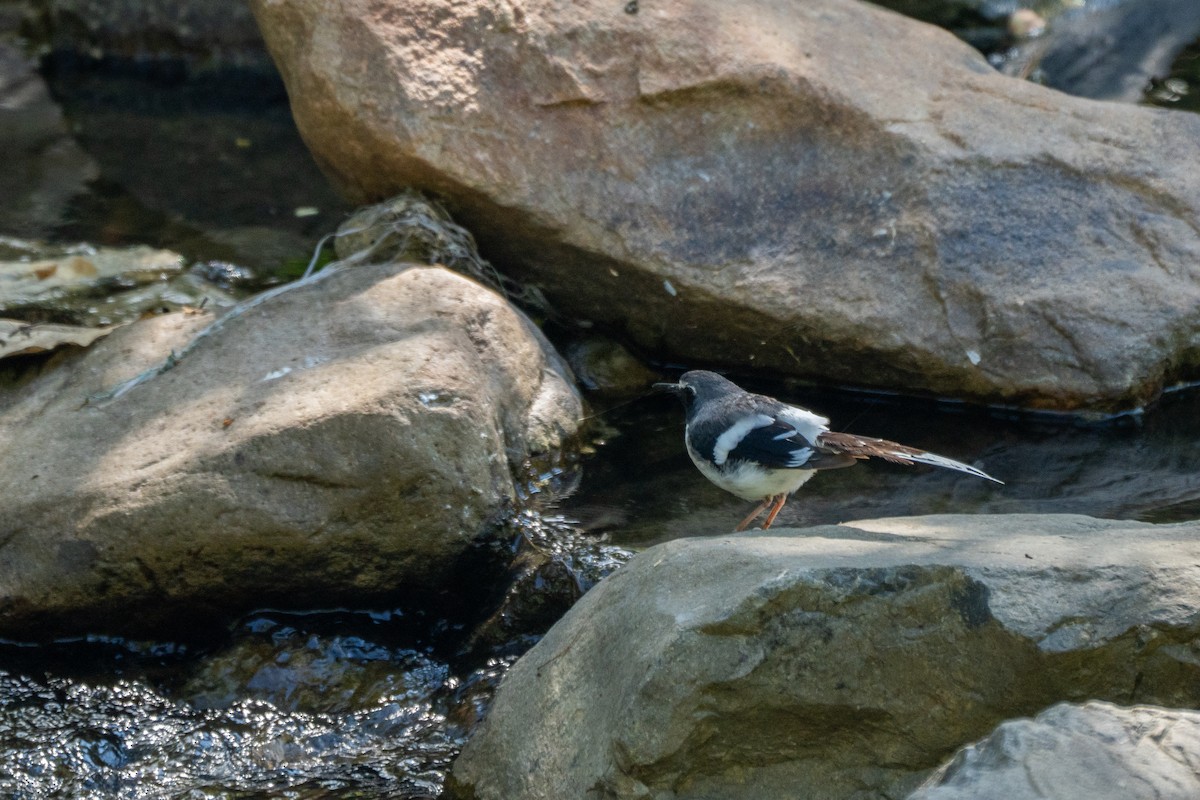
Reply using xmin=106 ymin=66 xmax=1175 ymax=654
xmin=911 ymin=701 xmax=1200 ymax=800
xmin=250 ymin=0 xmax=1200 ymax=413
xmin=0 ymin=263 xmax=581 ymax=639
xmin=447 ymin=514 xmax=1200 ymax=800
xmin=565 ymin=335 xmax=660 ymax=397
xmin=0 ymin=239 xmax=240 ymax=329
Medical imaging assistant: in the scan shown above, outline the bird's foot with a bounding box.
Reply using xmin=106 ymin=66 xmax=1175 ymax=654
xmin=735 ymin=497 xmax=774 ymax=531
xmin=736 ymin=494 xmax=789 ymax=531
xmin=761 ymin=494 xmax=789 ymax=530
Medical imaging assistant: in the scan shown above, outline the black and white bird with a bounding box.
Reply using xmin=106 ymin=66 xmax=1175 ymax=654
xmin=656 ymin=370 xmax=1002 ymax=531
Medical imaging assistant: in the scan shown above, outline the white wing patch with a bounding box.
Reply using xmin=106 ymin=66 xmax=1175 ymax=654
xmin=785 ymin=447 xmax=814 ymax=468
xmin=712 ymin=413 xmax=775 ymax=466
xmin=776 ymin=405 xmax=830 ymax=444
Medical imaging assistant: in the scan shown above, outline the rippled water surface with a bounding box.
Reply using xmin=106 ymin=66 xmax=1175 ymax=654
xmin=0 ymin=612 xmax=494 ymax=799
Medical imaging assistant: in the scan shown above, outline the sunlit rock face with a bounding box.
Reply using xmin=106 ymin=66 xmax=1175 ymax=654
xmin=0 ymin=263 xmax=581 ymax=640
xmin=252 ymin=0 xmax=1200 ymax=413
xmin=911 ymin=701 xmax=1200 ymax=800
xmin=447 ymin=514 xmax=1200 ymax=800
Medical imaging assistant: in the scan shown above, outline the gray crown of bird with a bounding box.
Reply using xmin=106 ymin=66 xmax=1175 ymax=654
xmin=657 ymin=370 xmax=1002 ymax=531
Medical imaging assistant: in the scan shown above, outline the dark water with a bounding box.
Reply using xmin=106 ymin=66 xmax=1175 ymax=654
xmin=1145 ymin=35 xmax=1200 ymax=113
xmin=561 ymin=380 xmax=1200 ymax=548
xmin=4 ymin=21 xmax=1200 ymax=799
xmin=39 ymin=54 xmax=350 ymax=281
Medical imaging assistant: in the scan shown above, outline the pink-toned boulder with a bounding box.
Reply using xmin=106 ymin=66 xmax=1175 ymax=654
xmin=251 ymin=0 xmax=1200 ymax=412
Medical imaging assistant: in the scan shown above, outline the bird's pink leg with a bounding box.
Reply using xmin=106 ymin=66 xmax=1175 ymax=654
xmin=735 ymin=497 xmax=774 ymax=531
xmin=761 ymin=494 xmax=789 ymax=530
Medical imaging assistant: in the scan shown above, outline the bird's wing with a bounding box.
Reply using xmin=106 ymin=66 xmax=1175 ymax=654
xmin=724 ymin=415 xmax=856 ymax=471
xmin=816 ymin=431 xmax=1003 ymax=483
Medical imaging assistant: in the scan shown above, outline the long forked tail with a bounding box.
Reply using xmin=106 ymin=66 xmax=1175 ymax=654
xmin=816 ymin=431 xmax=1003 ymax=484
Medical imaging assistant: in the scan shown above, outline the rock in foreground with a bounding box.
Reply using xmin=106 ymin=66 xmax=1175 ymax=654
xmin=448 ymin=514 xmax=1200 ymax=800
xmin=252 ymin=0 xmax=1200 ymax=412
xmin=912 ymin=701 xmax=1200 ymax=800
xmin=0 ymin=264 xmax=580 ymax=639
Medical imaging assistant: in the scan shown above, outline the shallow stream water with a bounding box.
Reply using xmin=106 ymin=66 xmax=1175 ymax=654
xmin=4 ymin=17 xmax=1200 ymax=799
xmin=569 ymin=382 xmax=1200 ymax=548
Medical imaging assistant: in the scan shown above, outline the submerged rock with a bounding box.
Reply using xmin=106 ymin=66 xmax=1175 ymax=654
xmin=0 ymin=41 xmax=98 ymax=238
xmin=911 ymin=701 xmax=1200 ymax=800
xmin=0 ymin=239 xmax=239 ymax=330
xmin=252 ymin=0 xmax=1200 ymax=412
xmin=0 ymin=666 xmax=457 ymax=798
xmin=564 ymin=335 xmax=660 ymax=398
xmin=447 ymin=514 xmax=1200 ymax=800
xmin=0 ymin=318 xmax=115 ymax=360
xmin=0 ymin=263 xmax=581 ymax=639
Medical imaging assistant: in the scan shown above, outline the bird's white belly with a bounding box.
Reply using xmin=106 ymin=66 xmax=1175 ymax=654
xmin=686 ymin=443 xmax=815 ymax=501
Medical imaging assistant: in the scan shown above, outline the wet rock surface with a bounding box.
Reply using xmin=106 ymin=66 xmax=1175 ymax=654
xmin=0 ymin=263 xmax=581 ymax=640
xmin=911 ymin=701 xmax=1200 ymax=800
xmin=448 ymin=514 xmax=1200 ymax=800
xmin=0 ymin=238 xmax=241 ymax=335
xmin=252 ymin=0 xmax=1200 ymax=413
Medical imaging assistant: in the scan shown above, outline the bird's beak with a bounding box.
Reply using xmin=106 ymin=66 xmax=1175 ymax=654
xmin=653 ymin=381 xmax=684 ymax=394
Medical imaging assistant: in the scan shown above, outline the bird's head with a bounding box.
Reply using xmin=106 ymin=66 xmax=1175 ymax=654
xmin=653 ymin=377 xmax=695 ymax=410
xmin=654 ymin=370 xmax=742 ymax=412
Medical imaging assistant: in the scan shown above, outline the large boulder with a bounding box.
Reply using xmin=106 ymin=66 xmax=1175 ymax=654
xmin=912 ymin=701 xmax=1200 ymax=800
xmin=447 ymin=514 xmax=1200 ymax=800
xmin=250 ymin=0 xmax=1200 ymax=413
xmin=0 ymin=263 xmax=580 ymax=639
